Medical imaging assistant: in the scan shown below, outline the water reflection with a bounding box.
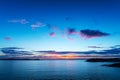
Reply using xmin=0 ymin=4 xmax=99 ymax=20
xmin=0 ymin=60 xmax=120 ymax=80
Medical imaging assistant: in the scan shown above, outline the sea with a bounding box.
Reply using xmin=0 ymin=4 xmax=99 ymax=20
xmin=0 ymin=60 xmax=120 ymax=80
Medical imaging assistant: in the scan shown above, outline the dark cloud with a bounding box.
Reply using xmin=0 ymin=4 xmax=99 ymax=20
xmin=2 ymin=45 xmax=120 ymax=55
xmin=65 ymin=28 xmax=78 ymax=41
xmin=103 ymin=47 xmax=120 ymax=54
xmin=57 ymin=46 xmax=120 ymax=54
xmin=1 ymin=47 xmax=32 ymax=55
xmin=35 ymin=51 xmax=56 ymax=54
xmin=0 ymin=47 xmax=23 ymax=50
xmin=80 ymin=29 xmax=110 ymax=39
xmin=88 ymin=46 xmax=103 ymax=48
xmin=66 ymin=28 xmax=77 ymax=35
xmin=1 ymin=45 xmax=120 ymax=59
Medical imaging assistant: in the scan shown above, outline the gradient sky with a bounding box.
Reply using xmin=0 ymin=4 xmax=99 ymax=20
xmin=0 ymin=0 xmax=120 ymax=51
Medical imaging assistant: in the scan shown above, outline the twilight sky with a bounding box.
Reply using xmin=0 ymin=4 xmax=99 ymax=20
xmin=0 ymin=0 xmax=120 ymax=51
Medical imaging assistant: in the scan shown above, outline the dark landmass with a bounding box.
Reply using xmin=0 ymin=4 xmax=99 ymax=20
xmin=103 ymin=62 xmax=120 ymax=68
xmin=86 ymin=58 xmax=120 ymax=68
xmin=86 ymin=58 xmax=120 ymax=62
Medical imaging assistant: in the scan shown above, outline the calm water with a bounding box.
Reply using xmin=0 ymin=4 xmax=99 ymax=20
xmin=0 ymin=60 xmax=120 ymax=80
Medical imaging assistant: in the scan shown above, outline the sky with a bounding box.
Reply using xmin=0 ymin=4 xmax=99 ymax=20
xmin=0 ymin=0 xmax=120 ymax=52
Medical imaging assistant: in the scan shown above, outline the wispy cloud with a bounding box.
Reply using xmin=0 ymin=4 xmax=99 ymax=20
xmin=8 ymin=19 xmax=29 ymax=24
xmin=46 ymin=24 xmax=59 ymax=31
xmin=110 ymin=45 xmax=120 ymax=49
xmin=80 ymin=29 xmax=110 ymax=39
xmin=67 ymin=37 xmax=75 ymax=41
xmin=51 ymin=26 xmax=58 ymax=31
xmin=4 ymin=36 xmax=11 ymax=41
xmin=88 ymin=46 xmax=103 ymax=48
xmin=0 ymin=47 xmax=23 ymax=50
xmin=31 ymin=22 xmax=46 ymax=29
xmin=1 ymin=47 xmax=32 ymax=55
xmin=103 ymin=46 xmax=120 ymax=54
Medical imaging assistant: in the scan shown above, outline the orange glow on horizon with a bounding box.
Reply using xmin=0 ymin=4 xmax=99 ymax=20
xmin=42 ymin=53 xmax=80 ymax=59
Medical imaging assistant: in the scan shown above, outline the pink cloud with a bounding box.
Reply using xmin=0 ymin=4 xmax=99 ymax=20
xmin=64 ymin=28 xmax=78 ymax=41
xmin=66 ymin=28 xmax=78 ymax=35
xmin=49 ymin=32 xmax=56 ymax=37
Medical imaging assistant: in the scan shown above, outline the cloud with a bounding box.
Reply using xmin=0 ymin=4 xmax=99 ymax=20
xmin=103 ymin=47 xmax=120 ymax=54
xmin=67 ymin=37 xmax=74 ymax=41
xmin=58 ymin=46 xmax=120 ymax=54
xmin=8 ymin=19 xmax=29 ymax=24
xmin=66 ymin=28 xmax=77 ymax=35
xmin=80 ymin=29 xmax=110 ymax=39
xmin=51 ymin=26 xmax=58 ymax=31
xmin=0 ymin=47 xmax=23 ymax=50
xmin=49 ymin=32 xmax=56 ymax=37
xmin=46 ymin=24 xmax=58 ymax=31
xmin=64 ymin=28 xmax=78 ymax=41
xmin=4 ymin=36 xmax=11 ymax=41
xmin=110 ymin=45 xmax=120 ymax=49
xmin=1 ymin=45 xmax=120 ymax=59
xmin=88 ymin=46 xmax=103 ymax=48
xmin=1 ymin=47 xmax=32 ymax=55
xmin=31 ymin=22 xmax=46 ymax=29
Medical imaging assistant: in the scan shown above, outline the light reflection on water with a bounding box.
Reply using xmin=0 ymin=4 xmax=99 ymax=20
xmin=0 ymin=60 xmax=120 ymax=80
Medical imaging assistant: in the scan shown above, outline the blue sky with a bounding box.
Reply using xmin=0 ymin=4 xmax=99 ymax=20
xmin=0 ymin=0 xmax=120 ymax=51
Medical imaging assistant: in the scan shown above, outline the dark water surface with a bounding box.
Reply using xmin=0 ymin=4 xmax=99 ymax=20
xmin=0 ymin=60 xmax=120 ymax=80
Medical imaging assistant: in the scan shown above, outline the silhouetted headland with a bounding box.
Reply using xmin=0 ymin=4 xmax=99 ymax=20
xmin=86 ymin=58 xmax=120 ymax=62
xmin=103 ymin=62 xmax=120 ymax=68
